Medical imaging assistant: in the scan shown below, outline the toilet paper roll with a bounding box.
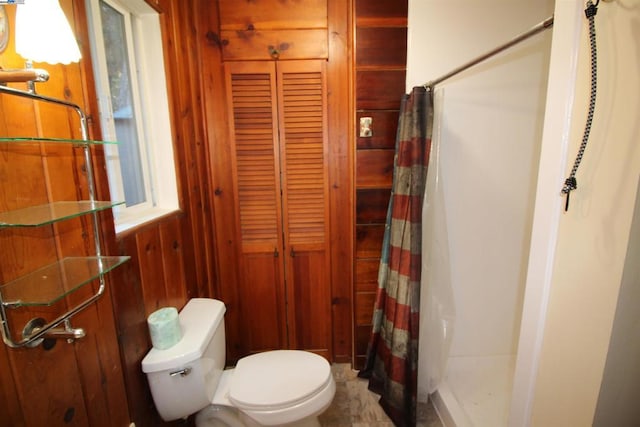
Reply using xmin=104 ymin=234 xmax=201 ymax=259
xmin=147 ymin=307 xmax=182 ymax=350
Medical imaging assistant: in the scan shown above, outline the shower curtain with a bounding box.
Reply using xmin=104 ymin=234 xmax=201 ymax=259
xmin=359 ymin=86 xmax=433 ymax=427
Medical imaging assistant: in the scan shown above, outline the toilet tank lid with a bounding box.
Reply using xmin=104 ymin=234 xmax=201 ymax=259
xmin=141 ymin=298 xmax=226 ymax=373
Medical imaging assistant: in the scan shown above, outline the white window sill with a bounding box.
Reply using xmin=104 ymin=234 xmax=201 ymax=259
xmin=114 ymin=207 xmax=181 ymax=236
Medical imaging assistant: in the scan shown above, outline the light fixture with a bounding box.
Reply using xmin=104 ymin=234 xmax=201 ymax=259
xmin=0 ymin=0 xmax=81 ymax=92
xmin=15 ymin=0 xmax=81 ymax=65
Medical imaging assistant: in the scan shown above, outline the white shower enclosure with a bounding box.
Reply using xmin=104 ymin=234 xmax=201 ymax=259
xmin=407 ymin=1 xmax=555 ymax=426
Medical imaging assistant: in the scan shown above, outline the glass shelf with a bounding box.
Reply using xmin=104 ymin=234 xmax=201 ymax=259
xmin=0 ymin=256 xmax=130 ymax=308
xmin=0 ymin=201 xmax=124 ymax=227
xmin=0 ymin=137 xmax=118 ymax=145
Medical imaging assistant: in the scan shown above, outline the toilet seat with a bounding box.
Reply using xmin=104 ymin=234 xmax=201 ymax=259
xmin=228 ymin=350 xmax=332 ymax=411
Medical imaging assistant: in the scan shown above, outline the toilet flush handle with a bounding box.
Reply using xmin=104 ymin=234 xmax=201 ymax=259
xmin=169 ymin=367 xmax=192 ymax=377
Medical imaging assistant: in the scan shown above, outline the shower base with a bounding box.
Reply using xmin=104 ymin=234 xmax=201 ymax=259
xmin=432 ymin=354 xmax=516 ymax=427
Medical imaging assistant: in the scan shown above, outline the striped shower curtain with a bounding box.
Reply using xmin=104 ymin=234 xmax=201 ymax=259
xmin=359 ymin=86 xmax=432 ymax=427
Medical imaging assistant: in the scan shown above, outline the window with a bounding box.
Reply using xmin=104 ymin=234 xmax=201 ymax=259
xmin=86 ymin=0 xmax=178 ymax=233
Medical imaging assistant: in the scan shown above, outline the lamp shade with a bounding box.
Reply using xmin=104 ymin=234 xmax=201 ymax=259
xmin=15 ymin=0 xmax=81 ymax=65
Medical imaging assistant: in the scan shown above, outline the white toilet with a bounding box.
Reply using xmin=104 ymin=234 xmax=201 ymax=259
xmin=141 ymin=298 xmax=336 ymax=427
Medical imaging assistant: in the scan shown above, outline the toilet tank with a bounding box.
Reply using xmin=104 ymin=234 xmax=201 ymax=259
xmin=142 ymin=298 xmax=227 ymax=421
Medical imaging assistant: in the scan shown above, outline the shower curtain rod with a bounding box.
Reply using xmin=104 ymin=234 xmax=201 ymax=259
xmin=424 ymin=15 xmax=554 ymax=89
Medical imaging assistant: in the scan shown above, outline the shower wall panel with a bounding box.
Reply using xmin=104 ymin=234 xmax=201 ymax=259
xmin=407 ymin=0 xmax=554 ymax=412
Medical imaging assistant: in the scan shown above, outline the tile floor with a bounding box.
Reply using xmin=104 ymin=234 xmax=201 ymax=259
xmin=319 ymin=364 xmax=443 ymax=427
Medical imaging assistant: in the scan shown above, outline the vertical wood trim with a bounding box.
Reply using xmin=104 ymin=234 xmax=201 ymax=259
xmin=136 ymin=226 xmax=167 ymax=315
xmin=196 ymin=0 xmax=244 ymax=360
xmin=158 ymin=0 xmax=202 ymax=302
xmin=159 ymin=217 xmax=188 ymax=310
xmin=182 ymin=0 xmax=218 ymax=301
xmin=327 ymin=0 xmax=354 ymax=362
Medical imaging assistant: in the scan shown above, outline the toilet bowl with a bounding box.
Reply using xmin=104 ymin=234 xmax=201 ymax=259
xmin=141 ymin=298 xmax=336 ymax=426
xmin=196 ymin=353 xmax=336 ymax=427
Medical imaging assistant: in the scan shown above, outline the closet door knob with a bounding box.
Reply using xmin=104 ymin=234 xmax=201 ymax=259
xmin=268 ymin=46 xmax=280 ymax=59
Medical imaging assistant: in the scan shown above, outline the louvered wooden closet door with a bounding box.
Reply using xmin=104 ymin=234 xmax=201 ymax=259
xmin=224 ymin=60 xmax=331 ymax=358
xmin=225 ymin=61 xmax=288 ymax=353
xmin=277 ymin=60 xmax=331 ymax=357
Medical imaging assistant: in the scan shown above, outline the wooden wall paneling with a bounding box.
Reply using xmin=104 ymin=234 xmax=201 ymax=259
xmin=0 ymin=106 xmax=49 ymax=213
xmin=114 ymin=236 xmax=159 ymax=427
xmin=118 ymin=322 xmax=162 ymax=427
xmin=109 ymin=236 xmax=146 ymax=331
xmin=0 ymin=4 xmax=131 ymax=422
xmin=11 ymin=232 xmax=91 ymax=425
xmin=158 ymin=0 xmax=197 ymax=300
xmin=355 ymin=258 xmax=381 ymax=292
xmin=195 ymin=0 xmax=244 ymax=361
xmin=356 ymin=149 xmax=394 ymax=188
xmin=353 ymin=0 xmax=408 ymax=368
xmin=158 ymin=0 xmax=208 ymax=302
xmin=135 ymin=225 xmax=168 ymax=315
xmin=41 ymin=92 xmax=93 ymax=262
xmin=0 ymin=93 xmax=60 ymax=357
xmin=356 ymin=69 xmax=406 ymax=110
xmin=355 ymin=0 xmax=407 ymax=20
xmin=71 ymin=0 xmax=138 ymax=356
xmin=55 ymin=217 xmax=93 ymax=261
xmin=355 ymin=291 xmax=376 ymax=325
xmin=355 ymin=256 xmax=379 ymax=356
xmin=70 ymin=0 xmax=174 ymax=421
xmin=92 ymin=0 xmax=214 ymax=420
xmin=0 ymin=147 xmax=55 ymax=282
xmin=356 ymin=188 xmax=390 ymax=223
xmin=355 ymin=224 xmax=385 ymax=261
xmin=69 ymin=287 xmax=131 ymax=427
xmin=327 ymin=0 xmax=354 ymax=363
xmin=221 ymin=29 xmax=329 ymax=61
xmin=356 ymin=110 xmax=399 ymax=149
xmin=71 ymin=0 xmax=131 ymax=328
xmin=7 ymin=344 xmax=91 ymax=426
xmin=355 ymin=324 xmax=372 ymax=366
xmin=159 ymin=217 xmax=188 ymax=310
xmin=112 ymin=236 xmax=146 ymax=330
xmin=356 ymin=27 xmax=407 ymax=68
xmin=219 ymin=0 xmax=328 ymax=30
xmin=182 ymin=0 xmax=218 ymax=302
xmin=0 ymin=342 xmax=24 ymax=426
xmin=0 ymin=94 xmax=40 ymax=139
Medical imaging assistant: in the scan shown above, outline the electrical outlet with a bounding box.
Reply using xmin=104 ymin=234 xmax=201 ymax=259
xmin=359 ymin=117 xmax=372 ymax=137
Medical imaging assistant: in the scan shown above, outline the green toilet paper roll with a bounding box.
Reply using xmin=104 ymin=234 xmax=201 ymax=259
xmin=147 ymin=307 xmax=182 ymax=350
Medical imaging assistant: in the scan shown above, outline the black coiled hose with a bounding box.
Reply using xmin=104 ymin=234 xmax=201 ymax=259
xmin=562 ymin=0 xmax=599 ymax=211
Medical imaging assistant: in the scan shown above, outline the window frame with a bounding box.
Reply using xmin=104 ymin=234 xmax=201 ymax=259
xmin=85 ymin=0 xmax=179 ymax=233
